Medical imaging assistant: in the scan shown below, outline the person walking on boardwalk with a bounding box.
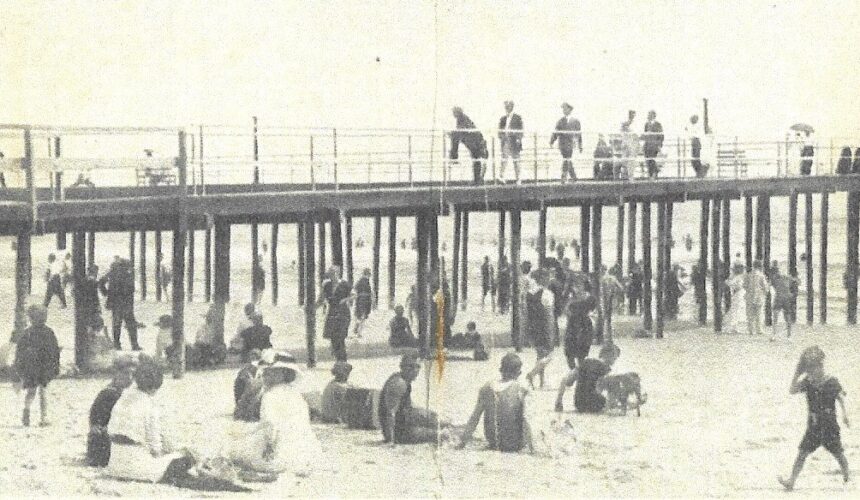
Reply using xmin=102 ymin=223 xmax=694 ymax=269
xmin=769 ymin=262 xmax=799 ymax=340
xmin=550 ymin=102 xmax=582 ymax=183
xmin=498 ymin=100 xmax=523 ymax=184
xmin=743 ymin=260 xmax=770 ymax=336
xmin=798 ymin=130 xmax=815 ymax=176
xmin=100 ymin=258 xmax=141 ymax=351
xmin=317 ymin=266 xmax=353 ymax=362
xmin=449 ymin=107 xmax=488 ymax=185
xmin=43 ymin=253 xmax=67 ymax=308
xmin=14 ymin=305 xmax=60 ymax=427
xmin=778 ymin=346 xmax=851 ymax=491
xmin=643 ymin=110 xmax=664 ymax=178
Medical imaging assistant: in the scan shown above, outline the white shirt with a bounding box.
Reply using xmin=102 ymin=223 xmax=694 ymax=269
xmin=48 ymin=259 xmax=64 ymax=278
xmin=685 ymin=121 xmax=702 ymax=140
xmin=504 ymin=113 xmax=513 ymax=130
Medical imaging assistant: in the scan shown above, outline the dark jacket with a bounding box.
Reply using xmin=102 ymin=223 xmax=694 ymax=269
xmin=99 ymin=261 xmax=135 ymax=311
xmin=14 ymin=325 xmax=60 ymax=383
xmin=497 ymin=113 xmax=523 ymax=153
xmin=550 ymin=116 xmax=582 ymax=154
xmin=643 ymin=120 xmax=664 ymax=154
xmin=450 ymin=113 xmax=488 ymax=161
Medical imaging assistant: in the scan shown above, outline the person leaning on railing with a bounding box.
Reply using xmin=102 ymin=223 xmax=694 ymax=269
xmin=449 ymin=107 xmax=489 ymax=185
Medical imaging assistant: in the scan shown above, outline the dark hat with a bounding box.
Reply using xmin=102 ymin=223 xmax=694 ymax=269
xmin=399 ymin=350 xmax=421 ymax=369
xmin=500 ymin=352 xmax=522 ymax=374
xmin=331 ymin=361 xmax=353 ymax=378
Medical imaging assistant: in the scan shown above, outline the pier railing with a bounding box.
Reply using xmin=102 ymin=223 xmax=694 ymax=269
xmin=1 ymin=123 xmax=858 ymax=196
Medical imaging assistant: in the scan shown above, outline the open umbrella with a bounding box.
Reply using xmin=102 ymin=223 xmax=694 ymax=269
xmin=789 ymin=123 xmax=815 ymax=134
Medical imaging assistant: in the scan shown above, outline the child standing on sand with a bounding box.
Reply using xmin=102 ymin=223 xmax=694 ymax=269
xmin=778 ymin=346 xmax=851 ymax=491
xmin=13 ymin=305 xmax=60 ymax=427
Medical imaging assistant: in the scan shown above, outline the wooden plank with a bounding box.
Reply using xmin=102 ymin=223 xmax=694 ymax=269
xmin=329 ymin=213 xmax=344 ymax=269
xmin=87 ymin=231 xmax=95 ymax=269
xmin=616 ymin=204 xmax=625 ymax=271
xmin=847 ymin=192 xmax=859 ymax=324
xmin=744 ymin=196 xmax=753 ymax=271
xmin=187 ymin=229 xmax=195 ymax=302
xmin=14 ymin=229 xmax=32 ymax=338
xmin=171 ymin=217 xmax=187 ymax=378
xmin=415 ymin=212 xmax=429 ymax=356
xmin=498 ymin=210 xmax=506 ymax=279
xmin=722 ymin=198 xmax=731 ymax=309
xmin=788 ymin=193 xmax=798 ymax=320
xmin=318 ymin=221 xmax=326 ymax=286
xmin=763 ymin=196 xmax=773 ymax=326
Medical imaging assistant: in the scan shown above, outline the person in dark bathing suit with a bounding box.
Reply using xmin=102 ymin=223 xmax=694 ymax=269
xmin=554 ymin=343 xmax=620 ymax=413
xmin=379 ymin=351 xmax=447 ymax=444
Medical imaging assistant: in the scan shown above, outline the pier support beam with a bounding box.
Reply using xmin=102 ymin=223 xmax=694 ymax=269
xmin=592 ymin=204 xmax=604 ymax=343
xmin=627 ymin=201 xmax=637 ymax=314
xmin=788 ymin=192 xmax=798 ymax=319
xmin=581 ymin=204 xmax=591 ymax=273
xmin=345 ymin=215 xmax=354 ymax=285
xmin=129 ymin=232 xmax=136 ymax=277
xmin=616 ymin=203 xmax=625 ymax=274
xmin=72 ymin=231 xmax=85 ymax=369
xmin=538 ymin=206 xmax=547 ymax=265
xmin=722 ymin=198 xmax=731 ymax=309
xmin=460 ymin=211 xmax=470 ymax=309
xmin=373 ymin=215 xmax=382 ymax=309
xmin=711 ymin=198 xmax=723 ymax=333
xmin=763 ymin=196 xmax=773 ymax=326
xmin=820 ymin=193 xmax=829 ymax=324
xmin=318 ymin=221 xmax=326 ymax=285
xmin=744 ymin=196 xmax=753 ymax=271
xmin=87 ymin=231 xmax=95 ymax=270
xmin=251 ymin=221 xmax=259 ymax=303
xmin=213 ymin=221 xmax=231 ymax=350
xmin=415 ymin=212 xmax=429 ymax=356
xmin=656 ymin=201 xmax=666 ymax=339
xmin=497 ymin=211 xmax=506 ymax=278
xmin=510 ymin=208 xmax=522 ymax=350
xmin=139 ymin=231 xmax=147 ymax=300
xmin=14 ymin=229 xmax=31 ymax=337
xmin=846 ymin=192 xmax=859 ymax=324
xmin=155 ymin=231 xmax=163 ymax=302
xmin=271 ymin=224 xmax=279 ymax=305
xmin=172 ymin=216 xmax=187 ymax=378
xmin=187 ymin=230 xmax=195 ymax=302
xmin=805 ymin=193 xmax=814 ymax=324
xmin=297 ymin=223 xmax=305 ymax=306
xmin=303 ymin=218 xmax=317 ymax=367
xmin=330 ymin=214 xmax=343 ymax=269
xmin=665 ymin=201 xmax=675 ymax=328
xmin=452 ymin=210 xmax=461 ymax=312
xmin=698 ymin=199 xmax=710 ymax=325
xmin=388 ymin=216 xmax=397 ymax=309
xmin=204 ymin=228 xmax=212 ymax=302
xmin=642 ymin=202 xmax=653 ymax=331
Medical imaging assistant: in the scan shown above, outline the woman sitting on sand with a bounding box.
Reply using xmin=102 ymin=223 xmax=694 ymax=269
xmin=227 ymin=356 xmax=323 ymax=476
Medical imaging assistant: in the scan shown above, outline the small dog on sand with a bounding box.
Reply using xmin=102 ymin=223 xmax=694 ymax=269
xmin=600 ymin=372 xmax=647 ymax=416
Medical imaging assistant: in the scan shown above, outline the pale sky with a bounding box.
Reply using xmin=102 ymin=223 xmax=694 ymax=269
xmin=2 ymin=0 xmax=858 ymax=138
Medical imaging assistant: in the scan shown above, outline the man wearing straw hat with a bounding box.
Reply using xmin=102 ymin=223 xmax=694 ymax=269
xmin=549 ymin=102 xmax=582 ymax=184
xmin=498 ymin=100 xmax=523 ymax=184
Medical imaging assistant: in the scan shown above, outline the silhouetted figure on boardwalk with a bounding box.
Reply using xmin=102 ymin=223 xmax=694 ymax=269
xmin=498 ymin=100 xmax=523 ymax=184
xmin=449 ymin=107 xmax=488 ymax=185
xmin=836 ymin=147 xmax=852 ymax=175
xmin=550 ymin=102 xmax=582 ymax=183
xmin=686 ymin=114 xmax=706 ymax=178
xmin=643 ymin=110 xmax=664 ymax=178
xmin=592 ymin=134 xmax=614 ymax=180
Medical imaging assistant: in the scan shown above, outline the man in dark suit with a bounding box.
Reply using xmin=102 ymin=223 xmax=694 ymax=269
xmin=99 ymin=258 xmax=141 ymax=351
xmin=549 ymin=103 xmax=582 ymax=183
xmin=498 ymin=100 xmax=523 ymax=184
xmin=450 ymin=107 xmax=489 ymax=185
xmin=643 ymin=110 xmax=664 ymax=178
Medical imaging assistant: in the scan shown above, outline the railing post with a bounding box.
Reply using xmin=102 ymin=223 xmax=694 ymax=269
xmin=829 ymin=139 xmax=835 ymax=175
xmin=23 ymin=128 xmax=37 ymax=232
xmin=734 ymin=136 xmax=739 ymax=178
xmin=491 ymin=136 xmax=496 ymax=183
xmin=407 ymin=135 xmax=413 ymax=187
xmin=442 ymin=132 xmax=448 ymax=183
xmin=252 ymin=116 xmax=260 ymax=184
xmin=533 ymin=133 xmax=538 ymax=182
xmin=777 ymin=139 xmax=782 ymax=177
xmin=681 ymin=138 xmax=687 ymax=178
xmin=676 ymin=136 xmax=681 ymax=177
xmin=198 ymin=125 xmax=205 ymax=194
xmin=367 ymin=153 xmax=372 ymax=184
xmin=332 ymin=128 xmax=338 ymax=191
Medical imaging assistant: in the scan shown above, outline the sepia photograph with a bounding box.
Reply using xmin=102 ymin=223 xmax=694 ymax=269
xmin=0 ymin=0 xmax=858 ymax=497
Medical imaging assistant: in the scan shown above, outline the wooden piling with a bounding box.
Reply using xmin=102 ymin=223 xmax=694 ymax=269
xmin=129 ymin=232 xmax=136 ymax=276
xmin=271 ymin=224 xmax=279 ymax=305
xmin=656 ymin=201 xmax=666 ymax=338
xmin=764 ymin=196 xmax=773 ymax=326
xmin=297 ymin=223 xmax=305 ymax=306
xmin=172 ymin=218 xmax=187 ymax=377
xmin=592 ymin=204 xmax=604 ymax=343
xmin=510 ymin=209 xmax=522 ymax=351
xmin=820 ymin=193 xmax=829 ymax=324
xmin=155 ymin=231 xmax=163 ymax=301
xmin=140 ymin=231 xmax=147 ymax=300
xmin=711 ymin=198 xmax=723 ymax=332
xmin=330 ymin=214 xmax=343 ymax=269
xmin=722 ymin=198 xmax=730 ymax=309
xmin=373 ymin=215 xmax=382 ymax=309
xmin=616 ymin=204 xmax=625 ymax=272
xmin=581 ymin=204 xmax=591 ymax=273
xmin=846 ymin=192 xmax=859 ymax=324
xmin=627 ymin=202 xmax=637 ymax=314
xmin=452 ymin=209 xmax=461 ymax=311
xmin=213 ymin=221 xmax=231 ymax=307
xmin=54 ymin=136 xmax=66 ymax=250
xmin=755 ymin=196 xmax=764 ymax=263
xmin=204 ymin=228 xmax=211 ymax=302
xmin=666 ymin=202 xmax=674 ymax=278
xmin=318 ymin=221 xmax=327 ymax=285
xmin=72 ymin=231 xmax=86 ymax=368
xmin=303 ymin=218 xmax=317 ymax=367
xmin=788 ymin=192 xmax=798 ymax=318
xmin=87 ymin=231 xmax=95 ymax=269
xmin=415 ymin=212 xmax=429 ymax=355
xmin=388 ymin=216 xmax=397 ymax=308
xmin=14 ymin=228 xmax=32 ymax=338
xmin=345 ymin=215 xmax=354 ymax=285
xmin=187 ymin=230 xmax=195 ymax=302
xmin=461 ymin=211 xmax=470 ymax=309
xmin=497 ymin=210 xmax=506 ymax=275
xmin=744 ymin=196 xmax=753 ymax=270
xmin=538 ymin=206 xmax=547 ymax=265
xmin=698 ymin=199 xmax=710 ymax=325
xmin=805 ymin=193 xmax=814 ymax=324
xmin=251 ymin=221 xmax=259 ymax=302
xmin=642 ymin=202 xmax=653 ymax=331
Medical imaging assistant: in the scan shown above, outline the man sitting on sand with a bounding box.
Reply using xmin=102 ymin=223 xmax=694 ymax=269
xmin=389 ymin=305 xmax=417 ymax=348
xmin=319 ymin=361 xmax=354 ymax=424
xmin=379 ymin=351 xmax=449 ymax=444
xmin=457 ymin=353 xmax=535 ymax=453
xmin=554 ymin=343 xmax=620 ymax=414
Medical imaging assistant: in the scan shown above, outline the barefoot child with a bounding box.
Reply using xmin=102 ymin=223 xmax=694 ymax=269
xmin=778 ymin=346 xmax=851 ymax=491
xmin=14 ymin=305 xmax=61 ymax=427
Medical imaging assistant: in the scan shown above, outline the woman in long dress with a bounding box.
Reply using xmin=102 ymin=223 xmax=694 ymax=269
xmin=723 ymin=264 xmax=747 ymax=334
xmin=317 ymin=266 xmax=353 ymax=362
